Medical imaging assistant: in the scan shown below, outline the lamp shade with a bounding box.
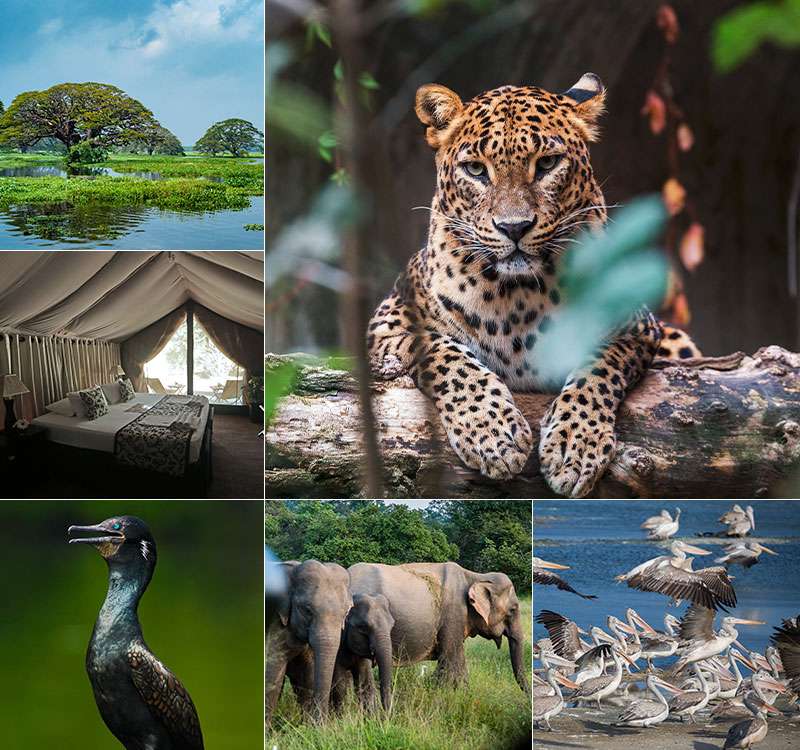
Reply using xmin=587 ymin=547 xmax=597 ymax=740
xmin=110 ymin=365 xmax=126 ymax=378
xmin=0 ymin=373 xmax=30 ymax=398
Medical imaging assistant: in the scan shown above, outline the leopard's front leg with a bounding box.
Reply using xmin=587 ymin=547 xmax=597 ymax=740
xmin=538 ymin=310 xmax=662 ymax=498
xmin=368 ymin=297 xmax=533 ymax=479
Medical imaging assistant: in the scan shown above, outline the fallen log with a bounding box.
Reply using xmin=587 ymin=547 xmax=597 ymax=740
xmin=265 ymin=346 xmax=800 ymax=499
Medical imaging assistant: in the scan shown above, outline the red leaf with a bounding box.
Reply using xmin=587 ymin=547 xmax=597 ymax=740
xmin=657 ymin=4 xmax=680 ymax=44
xmin=641 ymin=91 xmax=667 ymax=135
xmin=679 ymin=222 xmax=705 ymax=271
xmin=677 ymin=123 xmax=694 ymax=152
xmin=662 ymin=178 xmax=687 ymax=216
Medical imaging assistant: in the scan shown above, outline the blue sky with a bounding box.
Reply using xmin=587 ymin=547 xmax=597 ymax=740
xmin=0 ymin=0 xmax=264 ymax=144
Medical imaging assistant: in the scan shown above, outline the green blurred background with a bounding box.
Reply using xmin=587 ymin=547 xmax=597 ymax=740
xmin=0 ymin=500 xmax=263 ymax=749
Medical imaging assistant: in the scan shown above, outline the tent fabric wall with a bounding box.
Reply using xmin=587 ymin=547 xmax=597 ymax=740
xmin=193 ymin=304 xmax=263 ymax=387
xmin=0 ymin=332 xmax=121 ymax=426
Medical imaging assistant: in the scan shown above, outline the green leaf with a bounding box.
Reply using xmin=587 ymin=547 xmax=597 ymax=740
xmin=264 ymin=362 xmax=298 ymax=427
xmin=333 ymin=59 xmax=344 ymax=81
xmin=358 ymin=71 xmax=381 ymax=90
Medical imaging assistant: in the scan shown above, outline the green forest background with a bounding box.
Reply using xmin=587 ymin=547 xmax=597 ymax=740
xmin=264 ymin=500 xmax=531 ymax=593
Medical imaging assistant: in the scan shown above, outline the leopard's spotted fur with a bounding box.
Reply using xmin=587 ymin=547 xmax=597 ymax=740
xmin=368 ymin=74 xmax=699 ymax=497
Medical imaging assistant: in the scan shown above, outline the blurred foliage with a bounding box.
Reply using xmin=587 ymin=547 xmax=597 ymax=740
xmin=265 ymin=500 xmax=531 ymax=594
xmin=536 ymin=197 xmax=668 ymax=384
xmin=265 ymin=361 xmax=298 ymax=426
xmin=713 ymin=0 xmax=800 ymax=72
xmin=0 ymin=501 xmax=263 ymax=749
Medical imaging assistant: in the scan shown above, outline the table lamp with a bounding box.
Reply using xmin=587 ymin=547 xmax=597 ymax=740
xmin=110 ymin=365 xmax=126 ymax=380
xmin=1 ymin=374 xmax=30 ymax=433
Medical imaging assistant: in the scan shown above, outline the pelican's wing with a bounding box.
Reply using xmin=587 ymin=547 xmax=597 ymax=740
xmin=771 ymin=615 xmax=800 ymax=694
xmin=575 ymin=643 xmax=612 ymax=671
xmin=535 ymin=610 xmax=582 ymax=659
xmin=678 ymin=604 xmax=716 ymax=644
xmin=724 ymin=717 xmax=757 ymax=748
xmin=627 ymin=560 xmax=735 ymax=610
xmin=128 ymin=642 xmax=204 ymax=750
xmin=533 ymin=567 xmax=596 ymax=599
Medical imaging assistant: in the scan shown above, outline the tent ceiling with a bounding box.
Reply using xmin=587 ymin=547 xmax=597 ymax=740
xmin=0 ymin=251 xmax=264 ymax=341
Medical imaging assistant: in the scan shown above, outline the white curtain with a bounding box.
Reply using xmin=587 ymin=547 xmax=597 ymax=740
xmin=0 ymin=331 xmax=121 ymax=422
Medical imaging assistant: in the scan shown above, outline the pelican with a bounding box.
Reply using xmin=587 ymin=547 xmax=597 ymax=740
xmin=771 ymin=614 xmax=800 ymax=696
xmin=641 ymin=508 xmax=672 ymax=530
xmin=571 ymin=646 xmax=634 ymax=708
xmin=533 ymin=668 xmax=578 ymax=731
xmin=673 ymin=605 xmax=765 ymax=672
xmin=716 ymin=542 xmax=777 ymax=569
xmin=533 ymin=557 xmax=597 ymax=599
xmin=647 ymin=508 xmax=681 ymax=541
xmin=535 ymin=610 xmax=589 ymax=663
xmin=616 ymin=541 xmax=737 ymax=610
xmin=629 ymin=610 xmax=681 ymax=669
xmin=533 ymin=652 xmax=576 ymax=697
xmin=723 ymin=691 xmax=782 ymax=748
xmin=719 ymin=505 xmax=746 ymax=525
xmin=724 ymin=506 xmax=756 ymax=537
xmin=668 ymin=663 xmax=713 ymax=722
xmin=714 ymin=649 xmax=757 ymax=699
xmin=615 ymin=674 xmax=679 ymax=727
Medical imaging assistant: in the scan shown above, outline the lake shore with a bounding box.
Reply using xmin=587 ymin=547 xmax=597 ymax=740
xmin=535 ymin=705 xmax=800 ymax=749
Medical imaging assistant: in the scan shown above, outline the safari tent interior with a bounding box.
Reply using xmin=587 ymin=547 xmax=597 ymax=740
xmin=0 ymin=251 xmax=264 ymax=499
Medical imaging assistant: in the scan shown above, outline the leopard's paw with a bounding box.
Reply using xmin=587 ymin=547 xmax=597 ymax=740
xmin=443 ymin=399 xmax=533 ymax=480
xmin=538 ymin=402 xmax=616 ymax=497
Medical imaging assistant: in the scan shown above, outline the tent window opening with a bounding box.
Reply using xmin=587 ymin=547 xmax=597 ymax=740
xmin=143 ymin=313 xmax=243 ymax=405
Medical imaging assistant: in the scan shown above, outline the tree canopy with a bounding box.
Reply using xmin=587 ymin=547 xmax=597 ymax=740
xmin=264 ymin=501 xmax=531 ymax=593
xmin=195 ymin=118 xmax=263 ymax=156
xmin=0 ymin=82 xmax=158 ymax=152
xmin=135 ymin=124 xmax=185 ymax=156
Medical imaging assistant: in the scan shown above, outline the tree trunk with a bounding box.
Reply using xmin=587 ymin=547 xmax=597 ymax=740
xmin=266 ymin=347 xmax=800 ymax=498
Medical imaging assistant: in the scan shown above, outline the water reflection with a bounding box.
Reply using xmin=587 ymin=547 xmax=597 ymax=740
xmin=0 ymin=196 xmax=265 ymax=248
xmin=0 ymin=165 xmax=163 ymax=179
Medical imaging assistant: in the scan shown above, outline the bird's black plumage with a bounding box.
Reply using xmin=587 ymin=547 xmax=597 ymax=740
xmin=69 ymin=515 xmax=204 ymax=750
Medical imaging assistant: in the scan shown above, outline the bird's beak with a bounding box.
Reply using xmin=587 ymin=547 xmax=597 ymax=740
xmin=554 ymin=672 xmax=579 ymax=689
xmin=67 ymin=523 xmax=125 ymax=557
xmin=537 ymin=559 xmax=571 ymax=570
xmin=545 ymin=654 xmax=576 ymax=668
xmin=616 ymin=621 xmax=637 ymax=635
xmin=630 ymin=612 xmax=657 ymax=633
xmin=730 ymin=618 xmax=765 ymax=626
xmin=683 ymin=544 xmax=711 ymax=556
xmin=732 ymin=651 xmax=757 ymax=671
xmin=654 ymin=679 xmax=684 ymax=695
xmin=759 ymin=545 xmax=778 ymax=555
xmin=758 ymin=675 xmax=788 ymax=695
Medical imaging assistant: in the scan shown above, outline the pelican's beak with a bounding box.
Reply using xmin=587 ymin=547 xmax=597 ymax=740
xmin=682 ymin=544 xmax=711 ymax=556
xmin=730 ymin=618 xmax=766 ymax=626
xmin=615 ymin=620 xmax=637 ymax=635
xmin=577 ymin=626 xmax=589 ymax=636
xmin=554 ymin=672 xmax=579 ymax=689
xmin=655 ymin=679 xmax=685 ymax=695
xmin=732 ymin=651 xmax=757 ymax=672
xmin=537 ymin=559 xmax=571 ymax=570
xmin=758 ymin=675 xmax=789 ymax=695
xmin=545 ymin=654 xmax=576 ymax=668
xmin=759 ymin=545 xmax=778 ymax=555
xmin=630 ymin=611 xmax=657 ymax=634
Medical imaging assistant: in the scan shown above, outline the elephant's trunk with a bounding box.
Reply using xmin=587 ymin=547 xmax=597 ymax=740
xmin=506 ymin=616 xmax=529 ymax=694
xmin=371 ymin=631 xmax=394 ymax=711
xmin=310 ymin=623 xmax=342 ymax=721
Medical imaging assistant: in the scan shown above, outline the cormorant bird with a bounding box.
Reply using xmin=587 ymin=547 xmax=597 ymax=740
xmin=69 ymin=516 xmax=204 ymax=750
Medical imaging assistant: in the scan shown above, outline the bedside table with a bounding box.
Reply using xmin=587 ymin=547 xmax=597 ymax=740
xmin=0 ymin=425 xmax=49 ymax=496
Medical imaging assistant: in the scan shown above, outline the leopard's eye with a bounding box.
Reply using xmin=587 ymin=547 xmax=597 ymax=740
xmin=463 ymin=161 xmax=487 ymax=179
xmin=536 ymin=154 xmax=561 ymax=174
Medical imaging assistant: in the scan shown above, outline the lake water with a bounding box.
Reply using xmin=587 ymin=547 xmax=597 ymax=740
xmin=534 ymin=500 xmax=800 ymax=657
xmin=0 ymin=165 xmax=161 ymax=179
xmin=0 ymin=195 xmax=264 ymax=248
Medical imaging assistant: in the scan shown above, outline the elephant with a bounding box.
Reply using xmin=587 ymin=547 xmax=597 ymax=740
xmin=331 ymin=593 xmax=395 ymax=712
xmin=347 ymin=561 xmax=529 ymax=693
xmin=265 ymin=559 xmax=352 ymax=725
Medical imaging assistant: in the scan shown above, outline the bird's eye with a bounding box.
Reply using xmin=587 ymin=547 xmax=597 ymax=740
xmin=463 ymin=161 xmax=487 ymax=178
xmin=112 ymin=522 xmax=121 ymax=530
xmin=536 ymin=154 xmax=561 ymax=174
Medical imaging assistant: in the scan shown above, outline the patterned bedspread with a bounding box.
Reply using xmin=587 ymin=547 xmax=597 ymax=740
xmin=114 ymin=395 xmax=208 ymax=477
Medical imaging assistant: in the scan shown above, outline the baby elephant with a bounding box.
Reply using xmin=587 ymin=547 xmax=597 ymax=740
xmin=332 ymin=593 xmax=395 ymax=712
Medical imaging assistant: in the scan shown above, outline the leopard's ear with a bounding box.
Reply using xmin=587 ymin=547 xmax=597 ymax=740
xmin=415 ymin=84 xmax=464 ymax=149
xmin=562 ymin=73 xmax=606 ymax=142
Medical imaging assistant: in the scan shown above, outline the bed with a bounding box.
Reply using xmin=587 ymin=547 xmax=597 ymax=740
xmin=32 ymin=393 xmax=214 ymax=498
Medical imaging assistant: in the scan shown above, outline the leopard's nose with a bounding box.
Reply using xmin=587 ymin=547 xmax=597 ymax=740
xmin=493 ymin=219 xmax=535 ymax=244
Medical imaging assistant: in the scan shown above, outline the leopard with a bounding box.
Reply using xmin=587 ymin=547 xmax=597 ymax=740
xmin=367 ymin=73 xmax=700 ymax=497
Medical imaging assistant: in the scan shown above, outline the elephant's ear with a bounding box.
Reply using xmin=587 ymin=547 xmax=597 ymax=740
xmin=278 ymin=562 xmax=298 ymax=627
xmin=468 ymin=582 xmax=493 ymax=627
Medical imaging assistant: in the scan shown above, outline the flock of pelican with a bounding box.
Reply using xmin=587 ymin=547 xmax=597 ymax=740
xmin=533 ymin=504 xmax=800 ymax=748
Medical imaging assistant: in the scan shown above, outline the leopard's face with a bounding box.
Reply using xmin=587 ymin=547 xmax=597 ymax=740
xmin=417 ymin=75 xmax=607 ymax=279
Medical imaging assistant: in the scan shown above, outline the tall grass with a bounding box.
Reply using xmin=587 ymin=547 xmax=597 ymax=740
xmin=267 ymin=598 xmax=532 ymax=750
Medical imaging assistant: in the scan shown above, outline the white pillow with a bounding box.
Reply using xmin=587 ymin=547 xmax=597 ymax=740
xmin=67 ymin=391 xmax=88 ymax=419
xmin=45 ymin=398 xmax=76 ymax=417
xmin=101 ymin=381 xmax=122 ymax=405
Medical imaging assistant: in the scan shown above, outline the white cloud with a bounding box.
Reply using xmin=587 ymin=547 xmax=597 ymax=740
xmin=38 ymin=18 xmax=63 ymax=35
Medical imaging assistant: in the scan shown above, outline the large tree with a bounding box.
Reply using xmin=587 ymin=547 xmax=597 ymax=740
xmin=136 ymin=123 xmax=185 ymax=156
xmin=0 ymin=82 xmax=158 ymax=152
xmin=195 ymin=118 xmax=263 ymax=156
